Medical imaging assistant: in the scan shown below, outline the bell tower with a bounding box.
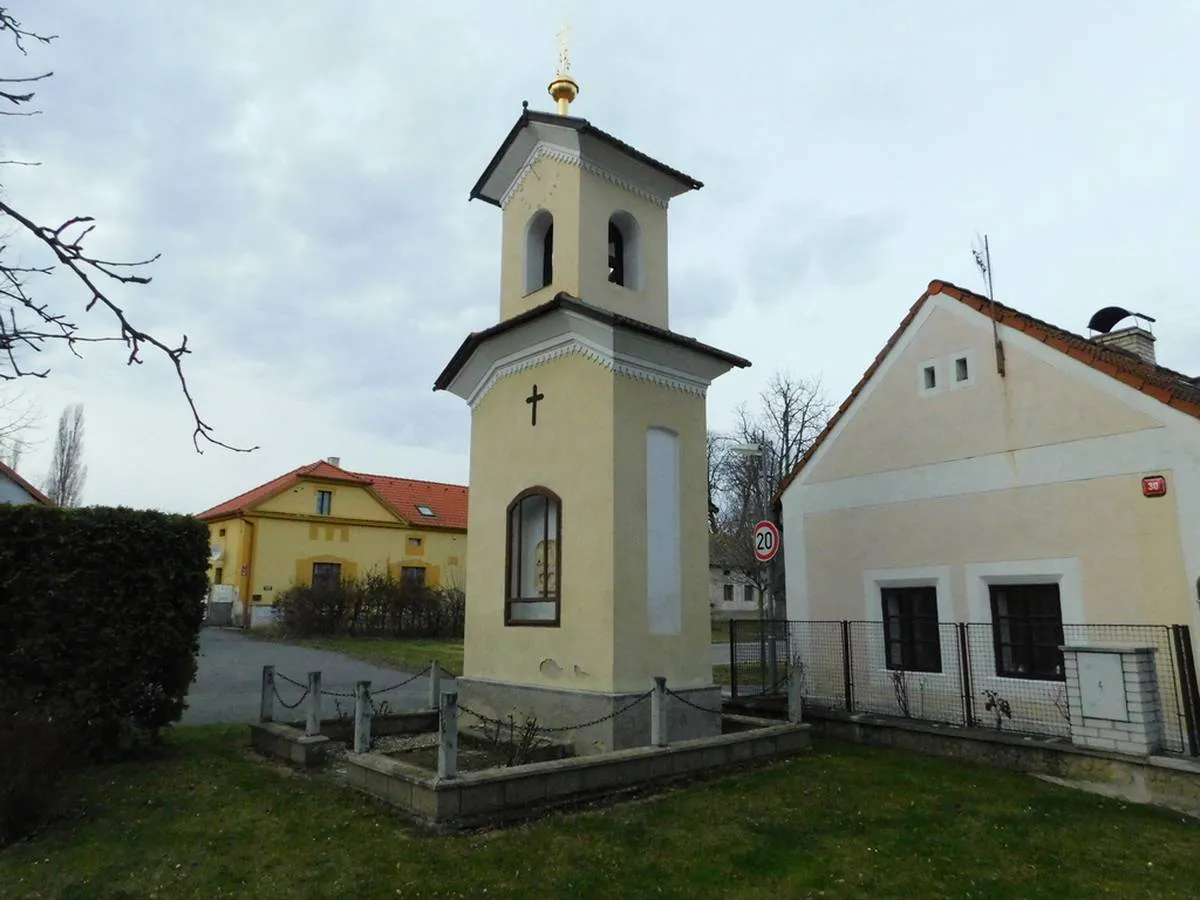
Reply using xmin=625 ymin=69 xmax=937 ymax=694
xmin=436 ymin=43 xmax=749 ymax=755
xmin=469 ymin=40 xmax=700 ymax=332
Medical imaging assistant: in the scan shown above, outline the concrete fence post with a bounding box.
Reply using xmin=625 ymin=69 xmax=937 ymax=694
xmin=354 ymin=680 xmax=372 ymax=753
xmin=788 ymin=661 xmax=803 ymax=724
xmin=428 ymin=660 xmax=442 ymax=710
xmin=305 ymin=671 xmax=322 ymax=736
xmin=260 ymin=665 xmax=275 ymax=723
xmin=438 ymin=689 xmax=459 ymax=780
xmin=651 ymin=676 xmax=668 ymax=748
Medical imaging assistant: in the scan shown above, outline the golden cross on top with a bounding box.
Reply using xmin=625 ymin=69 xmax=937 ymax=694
xmin=556 ymin=25 xmax=571 ymax=75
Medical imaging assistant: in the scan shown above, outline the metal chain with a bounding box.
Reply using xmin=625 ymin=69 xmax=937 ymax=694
xmin=271 ymin=680 xmax=309 ymax=710
xmin=664 ymin=687 xmax=725 ymax=716
xmin=458 ymin=690 xmax=652 ymax=734
xmin=370 ymin=664 xmax=432 ymax=696
xmin=274 ymin=671 xmax=308 ymax=689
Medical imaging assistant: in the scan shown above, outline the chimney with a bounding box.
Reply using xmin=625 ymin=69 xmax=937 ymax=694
xmin=326 ymin=456 xmax=341 ymax=467
xmin=1092 ymin=326 xmax=1157 ymax=365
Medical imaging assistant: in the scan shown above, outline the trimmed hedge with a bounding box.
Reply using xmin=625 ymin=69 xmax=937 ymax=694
xmin=275 ymin=570 xmax=465 ymax=638
xmin=0 ymin=504 xmax=209 ymax=844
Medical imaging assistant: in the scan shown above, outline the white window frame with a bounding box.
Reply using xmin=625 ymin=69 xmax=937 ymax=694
xmin=918 ymin=358 xmax=942 ymax=397
xmin=950 ymin=349 xmax=976 ymax=390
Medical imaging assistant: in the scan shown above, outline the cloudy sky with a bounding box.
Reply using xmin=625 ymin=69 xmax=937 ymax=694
xmin=3 ymin=2 xmax=1197 ymax=514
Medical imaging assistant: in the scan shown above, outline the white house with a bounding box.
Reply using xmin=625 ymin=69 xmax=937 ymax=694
xmin=0 ymin=461 xmax=52 ymax=507
xmin=775 ymin=279 xmax=1200 ymax=736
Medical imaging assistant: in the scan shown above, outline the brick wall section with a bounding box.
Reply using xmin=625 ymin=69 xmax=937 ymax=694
xmin=1064 ymin=646 xmax=1165 ymax=756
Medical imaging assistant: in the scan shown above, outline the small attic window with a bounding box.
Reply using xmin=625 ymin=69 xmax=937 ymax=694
xmin=923 ymin=366 xmax=937 ymax=390
xmin=955 ymin=357 xmax=969 ymax=382
xmin=416 ymin=504 xmax=435 ymax=517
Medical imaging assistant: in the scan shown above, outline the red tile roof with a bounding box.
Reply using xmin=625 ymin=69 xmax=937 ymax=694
xmin=0 ymin=460 xmax=53 ymax=506
xmin=774 ymin=279 xmax=1200 ymax=507
xmin=196 ymin=460 xmax=468 ymax=529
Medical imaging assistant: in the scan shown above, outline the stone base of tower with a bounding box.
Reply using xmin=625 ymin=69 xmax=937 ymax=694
xmin=455 ymin=677 xmax=723 ymax=757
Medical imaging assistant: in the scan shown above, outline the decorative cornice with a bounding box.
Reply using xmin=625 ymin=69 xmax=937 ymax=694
xmin=500 ymin=141 xmax=671 ymax=210
xmin=466 ymin=335 xmax=708 ymax=410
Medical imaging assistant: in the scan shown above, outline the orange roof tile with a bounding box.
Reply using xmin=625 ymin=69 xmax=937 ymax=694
xmin=0 ymin=460 xmax=53 ymax=506
xmin=774 ymin=279 xmax=1200 ymax=507
xmin=196 ymin=460 xmax=468 ymax=530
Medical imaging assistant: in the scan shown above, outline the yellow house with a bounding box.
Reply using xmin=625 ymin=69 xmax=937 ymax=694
xmin=196 ymin=457 xmax=468 ymax=626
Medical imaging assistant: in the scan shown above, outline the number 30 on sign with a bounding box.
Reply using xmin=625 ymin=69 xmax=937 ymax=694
xmin=753 ymin=520 xmax=780 ymax=563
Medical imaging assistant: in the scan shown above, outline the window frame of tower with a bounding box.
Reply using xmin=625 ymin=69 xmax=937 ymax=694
xmin=504 ymin=486 xmax=562 ymax=627
xmin=608 ymin=220 xmax=625 ymax=285
xmin=524 ymin=209 xmax=554 ymax=294
xmin=607 ymin=211 xmax=640 ymax=290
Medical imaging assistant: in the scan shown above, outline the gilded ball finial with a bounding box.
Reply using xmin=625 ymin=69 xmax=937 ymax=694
xmin=549 ymin=25 xmax=578 ymax=115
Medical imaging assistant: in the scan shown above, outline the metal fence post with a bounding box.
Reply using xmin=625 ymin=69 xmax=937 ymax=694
xmin=788 ymin=661 xmax=803 ymax=724
xmin=729 ymin=621 xmax=739 ymax=699
xmin=438 ymin=689 xmax=458 ymax=780
xmin=1171 ymin=625 xmax=1200 ymax=756
xmin=353 ymin=680 xmax=372 ymax=753
xmin=260 ymin=665 xmax=275 ymax=723
xmin=305 ymin=671 xmax=322 ymax=736
xmin=957 ymin=624 xmax=976 ymax=728
xmin=428 ymin=660 xmax=442 ymax=710
xmin=651 ymin=676 xmax=668 ymax=747
xmin=840 ymin=620 xmax=854 ymax=712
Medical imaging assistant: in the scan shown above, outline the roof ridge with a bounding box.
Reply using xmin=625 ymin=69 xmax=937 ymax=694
xmin=350 ymin=471 xmax=467 ymax=489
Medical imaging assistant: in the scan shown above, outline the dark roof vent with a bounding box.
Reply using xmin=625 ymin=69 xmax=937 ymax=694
xmin=1087 ymin=306 xmax=1156 ymax=334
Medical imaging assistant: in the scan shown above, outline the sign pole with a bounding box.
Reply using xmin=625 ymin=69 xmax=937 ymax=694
xmin=752 ymin=519 xmax=782 ymax=694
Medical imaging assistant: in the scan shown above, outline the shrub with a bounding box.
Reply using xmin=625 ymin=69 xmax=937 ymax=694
xmin=274 ymin=570 xmax=465 ymax=638
xmin=0 ymin=688 xmax=73 ymax=846
xmin=0 ymin=505 xmax=209 ymax=758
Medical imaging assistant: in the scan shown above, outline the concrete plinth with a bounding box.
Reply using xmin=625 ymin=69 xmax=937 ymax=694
xmin=455 ymin=676 xmax=723 ymax=756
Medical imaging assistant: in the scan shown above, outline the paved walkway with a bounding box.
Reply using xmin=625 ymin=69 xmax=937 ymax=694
xmin=183 ymin=628 xmax=441 ymax=725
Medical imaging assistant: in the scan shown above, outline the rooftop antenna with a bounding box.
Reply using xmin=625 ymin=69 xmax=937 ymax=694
xmin=972 ymin=233 xmax=1006 ymax=377
xmin=548 ymin=24 xmax=579 ymax=115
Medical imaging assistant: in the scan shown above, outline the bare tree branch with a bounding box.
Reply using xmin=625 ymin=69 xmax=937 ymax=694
xmin=0 ymin=5 xmax=256 ymax=453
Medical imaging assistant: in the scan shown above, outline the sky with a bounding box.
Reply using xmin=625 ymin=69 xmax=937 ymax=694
xmin=2 ymin=2 xmax=1198 ymax=514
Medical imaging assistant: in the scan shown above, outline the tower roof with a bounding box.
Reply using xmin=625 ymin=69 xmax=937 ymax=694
xmin=469 ymin=108 xmax=703 ymax=208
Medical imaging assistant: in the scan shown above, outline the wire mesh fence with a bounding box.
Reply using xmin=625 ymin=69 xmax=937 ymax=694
xmin=728 ymin=618 xmax=1200 ymax=755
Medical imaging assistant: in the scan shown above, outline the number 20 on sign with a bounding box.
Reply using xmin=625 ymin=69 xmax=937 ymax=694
xmin=753 ymin=520 xmax=780 ymax=563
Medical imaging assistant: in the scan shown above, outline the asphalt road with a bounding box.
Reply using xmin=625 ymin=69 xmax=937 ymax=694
xmin=182 ymin=628 xmax=442 ymax=725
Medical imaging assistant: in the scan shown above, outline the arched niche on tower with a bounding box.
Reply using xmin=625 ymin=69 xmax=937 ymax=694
xmin=524 ymin=209 xmax=554 ymax=295
xmin=607 ymin=210 xmax=641 ymax=290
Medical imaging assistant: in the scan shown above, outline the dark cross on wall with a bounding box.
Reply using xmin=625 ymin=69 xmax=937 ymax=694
xmin=526 ymin=384 xmax=545 ymax=426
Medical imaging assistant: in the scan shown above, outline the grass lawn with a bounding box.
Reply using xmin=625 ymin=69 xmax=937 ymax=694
xmin=2 ymin=727 xmax=1196 ymax=899
xmin=254 ymin=631 xmax=463 ymax=676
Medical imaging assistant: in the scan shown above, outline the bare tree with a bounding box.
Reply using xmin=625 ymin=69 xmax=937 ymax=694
xmin=43 ymin=401 xmax=85 ymax=506
xmin=0 ymin=7 xmax=253 ymax=453
xmin=0 ymin=384 xmax=38 ymax=465
xmin=712 ymin=370 xmax=832 ymax=608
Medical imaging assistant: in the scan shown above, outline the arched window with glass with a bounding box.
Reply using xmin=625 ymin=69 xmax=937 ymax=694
xmin=504 ymin=487 xmax=562 ymax=626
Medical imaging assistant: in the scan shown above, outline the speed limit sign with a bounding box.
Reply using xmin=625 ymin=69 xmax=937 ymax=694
xmin=753 ymin=520 xmax=780 ymax=563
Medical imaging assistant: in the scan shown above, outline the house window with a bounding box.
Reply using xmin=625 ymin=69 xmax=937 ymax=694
xmin=407 ymin=536 xmax=423 ymax=550
xmin=525 ymin=210 xmax=554 ymax=293
xmin=881 ymin=586 xmax=942 ymax=673
xmin=316 ymin=490 xmax=333 ymax=516
xmin=743 ymin=584 xmax=754 ymax=605
xmin=723 ymin=584 xmax=733 ymax=604
xmin=923 ymin=365 xmax=937 ymax=390
xmin=990 ymin=583 xmax=1065 ymax=680
xmin=312 ymin=562 xmax=341 ymax=589
xmin=505 ymin=487 xmax=561 ymax=626
xmin=400 ymin=566 xmax=426 ymax=588
xmin=415 ymin=505 xmax=435 ymax=518
xmin=214 ymin=567 xmax=223 ymax=585
xmin=218 ymin=528 xmax=226 ymax=537
xmin=955 ymin=356 xmax=969 ymax=382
